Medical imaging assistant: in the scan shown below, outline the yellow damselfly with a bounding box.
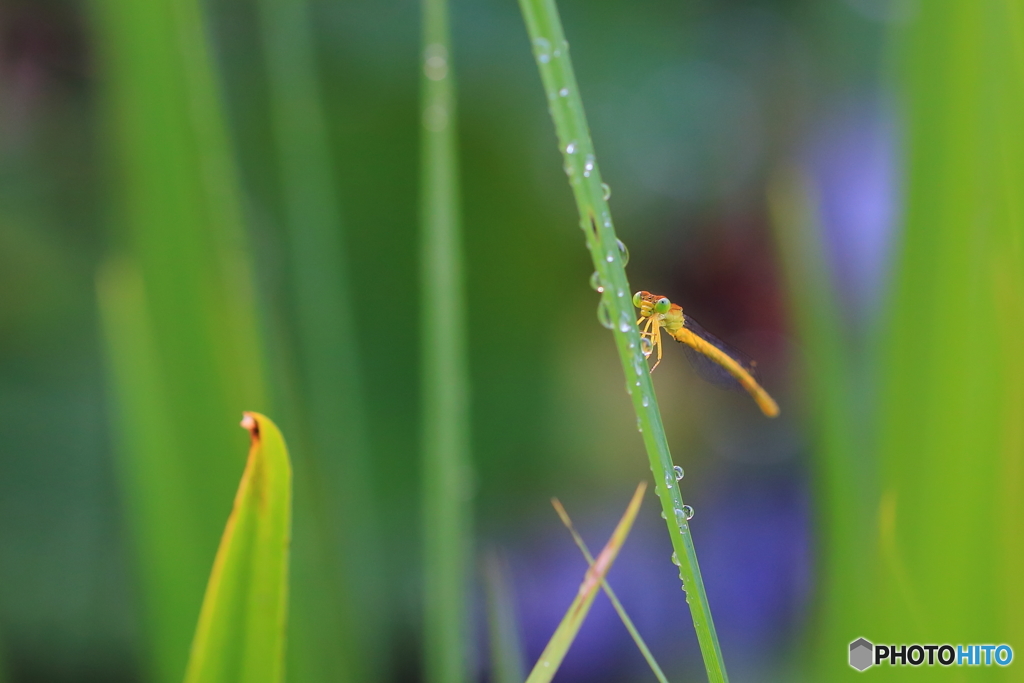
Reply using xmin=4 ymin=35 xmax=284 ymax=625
xmin=633 ymin=290 xmax=779 ymax=418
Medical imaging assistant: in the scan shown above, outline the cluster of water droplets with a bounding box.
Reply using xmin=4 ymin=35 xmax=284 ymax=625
xmin=532 ymin=36 xmax=568 ymax=71
xmin=535 ymin=27 xmax=699 ymax=605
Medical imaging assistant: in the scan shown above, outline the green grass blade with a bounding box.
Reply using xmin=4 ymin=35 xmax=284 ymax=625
xmin=516 ymin=1 xmax=729 ymax=680
xmin=183 ymin=412 xmax=291 ymax=683
xmin=873 ymin=0 xmax=1024 ymax=653
xmin=91 ymin=0 xmax=268 ymax=677
xmin=526 ymin=483 xmax=646 ymax=683
xmin=551 ymin=499 xmax=670 ymax=683
xmin=482 ymin=551 xmax=526 ymax=683
xmin=420 ymin=0 xmax=472 ymax=679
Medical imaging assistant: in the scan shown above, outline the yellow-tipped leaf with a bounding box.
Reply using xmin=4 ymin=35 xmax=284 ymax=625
xmin=183 ymin=412 xmax=292 ymax=683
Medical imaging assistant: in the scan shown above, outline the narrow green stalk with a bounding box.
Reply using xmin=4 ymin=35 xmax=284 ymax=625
xmin=516 ymin=1 xmax=729 ymax=680
xmin=420 ymin=0 xmax=472 ymax=680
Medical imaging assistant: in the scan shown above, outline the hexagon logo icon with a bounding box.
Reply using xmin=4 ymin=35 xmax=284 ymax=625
xmin=850 ymin=638 xmax=874 ymax=671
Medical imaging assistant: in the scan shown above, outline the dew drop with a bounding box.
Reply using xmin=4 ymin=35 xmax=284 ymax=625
xmin=671 ymin=552 xmax=681 ymax=566
xmin=565 ymin=142 xmax=576 ymax=154
xmin=423 ymin=44 xmax=448 ymax=81
xmin=660 ymin=509 xmax=667 ymax=520
xmin=617 ymin=288 xmax=625 ymax=298
xmin=533 ymin=37 xmax=551 ymax=63
xmin=583 ymin=154 xmax=595 ymax=178
xmin=616 ymin=239 xmax=630 ymax=266
xmin=605 ymin=251 xmax=614 ymax=263
xmin=673 ymin=465 xmax=684 ymax=481
xmin=601 ymin=182 xmax=612 ymax=200
xmin=619 ymin=313 xmax=633 ymax=333
xmin=559 ymin=87 xmax=569 ymax=97
xmin=642 ymin=395 xmax=650 ymax=407
xmin=597 ymin=300 xmax=613 ymax=329
xmin=639 ymin=337 xmax=653 ymax=358
xmin=682 ymin=505 xmax=694 ymax=521
xmin=589 ymin=271 xmax=604 ymax=293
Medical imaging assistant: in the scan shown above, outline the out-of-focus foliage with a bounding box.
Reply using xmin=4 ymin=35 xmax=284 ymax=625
xmin=773 ymin=3 xmax=1024 ymax=680
xmin=91 ymin=0 xmax=269 ymax=678
xmin=1 ymin=0 xmax=1021 ymax=680
xmin=873 ymin=0 xmax=1024 ymax=673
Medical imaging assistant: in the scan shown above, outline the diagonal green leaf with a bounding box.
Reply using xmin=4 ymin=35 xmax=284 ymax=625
xmin=183 ymin=412 xmax=292 ymax=683
xmin=551 ymin=499 xmax=670 ymax=683
xmin=515 ymin=0 xmax=728 ymax=679
xmin=525 ymin=482 xmax=646 ymax=683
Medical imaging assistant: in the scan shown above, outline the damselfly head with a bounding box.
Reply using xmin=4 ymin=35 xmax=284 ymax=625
xmin=633 ymin=291 xmax=673 ymax=317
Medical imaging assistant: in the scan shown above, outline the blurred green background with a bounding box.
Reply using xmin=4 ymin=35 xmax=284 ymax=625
xmin=1 ymin=0 xmax=1022 ymax=681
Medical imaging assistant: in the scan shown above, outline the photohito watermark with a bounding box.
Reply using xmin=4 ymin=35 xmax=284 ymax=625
xmin=849 ymin=638 xmax=1013 ymax=671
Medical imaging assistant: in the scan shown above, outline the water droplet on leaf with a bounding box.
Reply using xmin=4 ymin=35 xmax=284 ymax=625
xmin=597 ymin=300 xmax=613 ymax=329
xmin=639 ymin=337 xmax=653 ymax=358
xmin=533 ymin=37 xmax=551 ymax=63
